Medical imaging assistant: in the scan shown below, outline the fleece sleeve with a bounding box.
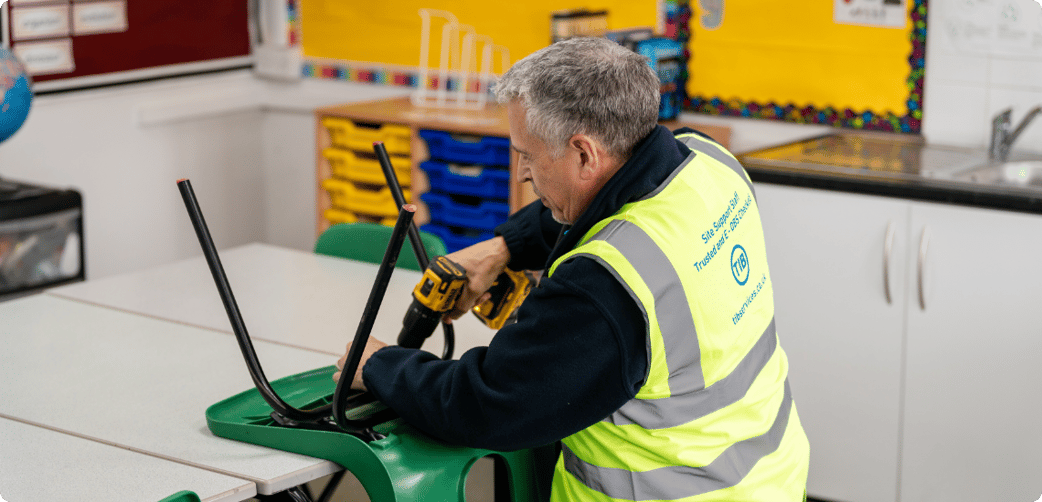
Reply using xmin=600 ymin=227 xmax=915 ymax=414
xmin=361 ymin=257 xmax=648 ymax=451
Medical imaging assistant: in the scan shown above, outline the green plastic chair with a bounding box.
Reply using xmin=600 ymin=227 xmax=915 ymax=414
xmin=315 ymin=222 xmax=446 ymax=271
xmin=157 ymin=491 xmax=200 ymax=502
xmin=207 ymin=366 xmax=552 ymax=501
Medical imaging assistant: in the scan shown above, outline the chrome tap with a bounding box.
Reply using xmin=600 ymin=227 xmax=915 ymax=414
xmin=990 ymin=106 xmax=1042 ymax=162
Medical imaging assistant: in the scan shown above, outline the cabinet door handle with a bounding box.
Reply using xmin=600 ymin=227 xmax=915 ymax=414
xmin=917 ymin=227 xmax=930 ymax=311
xmin=883 ymin=221 xmax=895 ymax=305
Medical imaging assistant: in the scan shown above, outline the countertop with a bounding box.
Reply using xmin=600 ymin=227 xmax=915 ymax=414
xmin=738 ymin=132 xmax=1042 ymax=214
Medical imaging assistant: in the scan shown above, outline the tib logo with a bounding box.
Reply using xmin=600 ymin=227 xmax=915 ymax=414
xmin=730 ymin=244 xmax=750 ymax=286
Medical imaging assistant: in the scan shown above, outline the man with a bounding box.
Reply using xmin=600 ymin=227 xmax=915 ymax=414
xmin=335 ymin=37 xmax=809 ymax=501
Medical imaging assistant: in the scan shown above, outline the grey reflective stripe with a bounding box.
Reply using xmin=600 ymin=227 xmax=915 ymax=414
xmin=638 ymin=151 xmax=697 ymax=201
xmin=606 ymin=318 xmax=777 ymax=429
xmin=676 ymin=134 xmax=756 ymax=198
xmin=584 ymin=219 xmax=705 ymax=395
xmin=565 ymin=380 xmax=793 ymax=501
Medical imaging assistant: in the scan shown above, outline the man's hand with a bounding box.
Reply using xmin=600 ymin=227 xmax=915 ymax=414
xmin=443 ymin=236 xmax=511 ymax=321
xmin=333 ymin=338 xmax=388 ymax=390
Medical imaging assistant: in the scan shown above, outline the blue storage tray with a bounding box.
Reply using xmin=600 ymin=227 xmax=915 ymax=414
xmin=421 ymin=192 xmax=509 ymax=231
xmin=421 ymin=161 xmax=511 ymax=199
xmin=420 ymin=130 xmax=510 ymax=165
xmin=421 ymin=223 xmax=495 ymax=253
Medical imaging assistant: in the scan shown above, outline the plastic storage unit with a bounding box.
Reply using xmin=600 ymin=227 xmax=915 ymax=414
xmin=0 ymin=178 xmax=84 ymax=300
xmin=418 ymin=130 xmax=512 ymax=253
xmin=318 ymin=117 xmax=413 ymax=230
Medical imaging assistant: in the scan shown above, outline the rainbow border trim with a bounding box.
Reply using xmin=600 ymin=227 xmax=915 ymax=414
xmin=301 ymin=61 xmax=419 ymax=87
xmin=679 ymin=0 xmax=926 ymax=133
xmin=301 ymin=60 xmax=495 ymax=95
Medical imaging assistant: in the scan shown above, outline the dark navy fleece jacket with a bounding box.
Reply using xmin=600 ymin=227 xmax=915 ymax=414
xmin=362 ymin=125 xmax=700 ymax=451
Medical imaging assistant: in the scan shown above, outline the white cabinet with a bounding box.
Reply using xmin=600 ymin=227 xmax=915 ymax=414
xmin=756 ymin=182 xmax=1042 ymax=502
xmin=756 ymin=183 xmax=908 ymax=502
xmin=901 ymin=202 xmax=1042 ymax=502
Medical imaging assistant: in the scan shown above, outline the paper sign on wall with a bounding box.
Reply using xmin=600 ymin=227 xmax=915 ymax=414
xmin=944 ymin=0 xmax=1042 ymax=56
xmin=698 ymin=0 xmax=724 ymax=29
xmin=13 ymin=38 xmax=75 ymax=75
xmin=72 ymin=1 xmax=127 ymax=35
xmin=835 ymin=0 xmax=908 ymax=28
xmin=11 ymin=5 xmax=70 ymax=40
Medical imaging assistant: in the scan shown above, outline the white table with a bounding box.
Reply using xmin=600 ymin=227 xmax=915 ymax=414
xmin=49 ymin=243 xmax=497 ymax=357
xmin=0 ymin=294 xmax=345 ymax=495
xmin=0 ymin=417 xmax=256 ymax=502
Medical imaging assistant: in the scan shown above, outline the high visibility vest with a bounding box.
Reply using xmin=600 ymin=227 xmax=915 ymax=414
xmin=546 ymin=133 xmax=810 ymax=502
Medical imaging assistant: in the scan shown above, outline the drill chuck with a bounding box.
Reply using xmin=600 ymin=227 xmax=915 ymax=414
xmin=397 ymin=301 xmax=442 ymax=348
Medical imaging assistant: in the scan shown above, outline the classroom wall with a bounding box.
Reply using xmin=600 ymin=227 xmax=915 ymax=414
xmin=0 ymin=70 xmax=408 ymax=280
xmin=921 ymin=0 xmax=1042 ymax=151
xmin=0 ymin=71 xmax=265 ymax=280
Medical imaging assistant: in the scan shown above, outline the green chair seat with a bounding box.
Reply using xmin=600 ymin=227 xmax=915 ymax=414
xmin=315 ymin=222 xmax=446 ymax=271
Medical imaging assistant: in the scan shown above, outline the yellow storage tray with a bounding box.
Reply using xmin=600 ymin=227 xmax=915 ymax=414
xmin=322 ymin=118 xmax=411 ymax=155
xmin=323 ymin=148 xmax=412 ymax=186
xmin=324 ymin=208 xmax=397 ymax=227
xmin=322 ymin=178 xmax=411 ymax=218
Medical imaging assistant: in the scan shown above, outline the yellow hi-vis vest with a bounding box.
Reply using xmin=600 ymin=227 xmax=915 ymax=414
xmin=546 ymin=133 xmax=810 ymax=502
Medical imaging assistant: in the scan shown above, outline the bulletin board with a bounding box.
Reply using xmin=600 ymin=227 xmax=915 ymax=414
xmin=681 ymin=0 xmax=926 ymax=133
xmin=2 ymin=0 xmax=251 ymax=90
xmin=298 ymin=0 xmax=657 ymax=86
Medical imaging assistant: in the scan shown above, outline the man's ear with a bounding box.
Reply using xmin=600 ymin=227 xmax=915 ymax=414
xmin=570 ymin=134 xmax=607 ymax=180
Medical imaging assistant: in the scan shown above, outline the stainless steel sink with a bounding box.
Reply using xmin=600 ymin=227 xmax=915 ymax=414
xmin=953 ymin=158 xmax=1042 ymax=186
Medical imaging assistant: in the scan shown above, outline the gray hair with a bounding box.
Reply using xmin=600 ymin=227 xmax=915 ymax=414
xmin=494 ymin=37 xmax=660 ymax=159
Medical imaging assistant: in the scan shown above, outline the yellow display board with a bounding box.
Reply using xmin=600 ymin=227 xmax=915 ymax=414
xmin=684 ymin=0 xmax=925 ymax=132
xmin=301 ymin=0 xmax=657 ymax=69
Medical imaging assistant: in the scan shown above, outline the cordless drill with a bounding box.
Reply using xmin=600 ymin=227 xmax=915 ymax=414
xmin=369 ymin=140 xmax=533 ymax=348
xmin=396 ymin=257 xmax=533 ymax=348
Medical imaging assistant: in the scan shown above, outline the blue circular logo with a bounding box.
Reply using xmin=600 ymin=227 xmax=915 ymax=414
xmin=730 ymin=244 xmax=750 ymax=286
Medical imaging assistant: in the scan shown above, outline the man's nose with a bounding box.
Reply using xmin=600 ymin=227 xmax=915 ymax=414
xmin=516 ymin=163 xmax=531 ymax=183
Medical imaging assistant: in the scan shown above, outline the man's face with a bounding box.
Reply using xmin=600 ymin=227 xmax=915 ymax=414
xmin=507 ymin=101 xmax=586 ymax=224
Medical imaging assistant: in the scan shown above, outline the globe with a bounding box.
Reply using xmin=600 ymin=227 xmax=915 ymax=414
xmin=0 ymin=47 xmax=32 ymax=144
